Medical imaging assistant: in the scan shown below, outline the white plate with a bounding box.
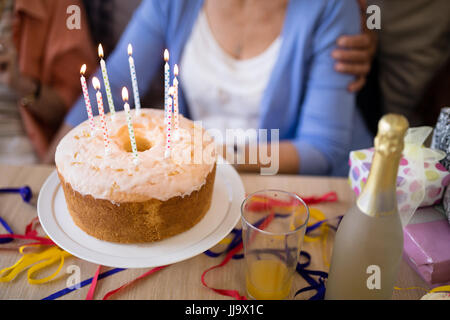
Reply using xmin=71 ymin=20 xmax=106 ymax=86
xmin=37 ymin=161 xmax=245 ymax=268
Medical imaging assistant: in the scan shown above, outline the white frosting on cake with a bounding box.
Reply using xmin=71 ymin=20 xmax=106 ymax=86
xmin=55 ymin=109 xmax=216 ymax=202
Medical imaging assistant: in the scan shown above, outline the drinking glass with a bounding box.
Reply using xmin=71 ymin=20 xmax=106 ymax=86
xmin=241 ymin=190 xmax=309 ymax=300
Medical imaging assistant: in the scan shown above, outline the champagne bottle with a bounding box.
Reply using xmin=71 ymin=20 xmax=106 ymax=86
xmin=325 ymin=114 xmax=409 ymax=300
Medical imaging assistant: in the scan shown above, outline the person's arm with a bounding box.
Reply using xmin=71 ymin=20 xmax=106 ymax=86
xmin=291 ymin=0 xmax=362 ymax=175
xmin=332 ymin=0 xmax=377 ymax=92
xmin=64 ymin=0 xmax=166 ymax=127
xmin=220 ymin=142 xmax=299 ymax=174
xmin=224 ymin=1 xmax=362 ymax=176
xmin=45 ymin=0 xmax=167 ymax=164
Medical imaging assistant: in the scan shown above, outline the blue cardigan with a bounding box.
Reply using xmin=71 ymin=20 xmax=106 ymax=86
xmin=66 ymin=0 xmax=373 ymax=176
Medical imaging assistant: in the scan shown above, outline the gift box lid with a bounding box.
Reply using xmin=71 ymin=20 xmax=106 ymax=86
xmin=404 ymin=207 xmax=450 ymax=285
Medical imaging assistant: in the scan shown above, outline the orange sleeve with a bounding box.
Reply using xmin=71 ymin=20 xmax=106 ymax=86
xmin=42 ymin=0 xmax=97 ymax=110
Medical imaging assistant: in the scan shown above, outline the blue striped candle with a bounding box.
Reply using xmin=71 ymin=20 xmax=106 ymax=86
xmin=127 ymin=44 xmax=141 ymax=116
xmin=98 ymin=44 xmax=116 ymax=120
xmin=122 ymin=87 xmax=139 ymax=165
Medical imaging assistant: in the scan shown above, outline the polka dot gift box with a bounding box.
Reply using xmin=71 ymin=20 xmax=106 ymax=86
xmin=348 ymin=127 xmax=450 ymax=226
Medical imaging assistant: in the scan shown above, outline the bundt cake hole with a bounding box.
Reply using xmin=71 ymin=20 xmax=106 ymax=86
xmin=121 ymin=135 xmax=152 ymax=153
xmin=116 ymin=125 xmax=152 ymax=153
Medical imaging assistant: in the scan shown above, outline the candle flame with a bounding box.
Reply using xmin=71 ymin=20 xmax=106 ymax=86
xmin=127 ymin=44 xmax=133 ymax=56
xmin=80 ymin=64 xmax=86 ymax=75
xmin=98 ymin=44 xmax=104 ymax=58
xmin=168 ymin=86 xmax=175 ymax=96
xmin=174 ymin=64 xmax=179 ymax=76
xmin=122 ymin=87 xmax=129 ymax=102
xmin=164 ymin=49 xmax=169 ymax=62
xmin=92 ymin=77 xmax=101 ymax=90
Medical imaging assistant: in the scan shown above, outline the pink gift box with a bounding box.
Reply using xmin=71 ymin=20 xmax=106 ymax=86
xmin=403 ymin=207 xmax=450 ymax=286
xmin=349 ymin=149 xmax=450 ymax=209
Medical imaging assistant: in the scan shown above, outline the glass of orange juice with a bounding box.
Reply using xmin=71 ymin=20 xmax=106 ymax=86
xmin=241 ymin=190 xmax=309 ymax=300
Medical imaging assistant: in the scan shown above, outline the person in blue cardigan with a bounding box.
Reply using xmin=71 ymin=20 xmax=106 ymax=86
xmin=55 ymin=0 xmax=375 ymax=176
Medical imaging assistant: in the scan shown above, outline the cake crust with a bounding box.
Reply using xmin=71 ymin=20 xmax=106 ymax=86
xmin=58 ymin=165 xmax=216 ymax=243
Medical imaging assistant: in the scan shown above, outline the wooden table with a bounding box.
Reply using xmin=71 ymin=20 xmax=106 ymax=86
xmin=0 ymin=164 xmax=429 ymax=300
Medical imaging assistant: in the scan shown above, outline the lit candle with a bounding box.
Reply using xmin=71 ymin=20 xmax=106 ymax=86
xmin=165 ymin=87 xmax=175 ymax=159
xmin=127 ymin=44 xmax=141 ymax=116
xmin=98 ymin=44 xmax=116 ymax=120
xmin=80 ymin=64 xmax=95 ymax=135
xmin=122 ymin=87 xmax=139 ymax=165
xmin=173 ymin=64 xmax=180 ymax=141
xmin=164 ymin=49 xmax=170 ymax=121
xmin=92 ymin=77 xmax=110 ymax=155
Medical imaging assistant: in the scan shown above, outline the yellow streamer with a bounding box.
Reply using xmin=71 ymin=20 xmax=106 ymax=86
xmin=302 ymin=208 xmax=332 ymax=267
xmin=218 ymin=237 xmax=232 ymax=245
xmin=0 ymin=245 xmax=71 ymax=284
xmin=431 ymin=285 xmax=450 ymax=293
xmin=394 ymin=285 xmax=450 ymax=298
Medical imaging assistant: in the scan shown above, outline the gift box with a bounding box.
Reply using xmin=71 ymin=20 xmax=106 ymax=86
xmin=403 ymin=206 xmax=450 ymax=287
xmin=431 ymin=107 xmax=450 ymax=171
xmin=349 ymin=127 xmax=450 ymax=225
xmin=443 ymin=187 xmax=450 ymax=223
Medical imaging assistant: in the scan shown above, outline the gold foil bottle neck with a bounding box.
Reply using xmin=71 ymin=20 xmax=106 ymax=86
xmin=357 ymin=114 xmax=409 ymax=217
xmin=374 ymin=114 xmax=409 ymax=156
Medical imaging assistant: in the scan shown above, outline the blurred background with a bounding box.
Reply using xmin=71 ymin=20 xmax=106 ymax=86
xmin=0 ymin=0 xmax=448 ymax=174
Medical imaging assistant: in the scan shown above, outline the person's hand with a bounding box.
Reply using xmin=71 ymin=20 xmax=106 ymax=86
xmin=0 ymin=37 xmax=37 ymax=97
xmin=332 ymin=0 xmax=377 ymax=92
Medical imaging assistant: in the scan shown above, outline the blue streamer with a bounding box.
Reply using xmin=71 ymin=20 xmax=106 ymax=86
xmin=42 ymin=268 xmax=126 ymax=300
xmin=0 ymin=186 xmax=32 ymax=203
xmin=0 ymin=216 xmax=14 ymax=244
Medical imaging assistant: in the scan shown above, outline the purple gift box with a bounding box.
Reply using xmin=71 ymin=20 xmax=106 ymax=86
xmin=403 ymin=206 xmax=450 ymax=286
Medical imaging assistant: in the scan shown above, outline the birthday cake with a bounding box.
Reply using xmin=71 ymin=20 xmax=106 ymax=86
xmin=55 ymin=108 xmax=216 ymax=243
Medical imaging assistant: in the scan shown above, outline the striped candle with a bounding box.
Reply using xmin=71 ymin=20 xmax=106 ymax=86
xmin=164 ymin=88 xmax=174 ymax=159
xmin=98 ymin=44 xmax=116 ymax=120
xmin=127 ymin=44 xmax=141 ymax=116
xmin=122 ymin=87 xmax=139 ymax=165
xmin=80 ymin=64 xmax=95 ymax=135
xmin=164 ymin=49 xmax=170 ymax=122
xmin=173 ymin=64 xmax=180 ymax=141
xmin=92 ymin=77 xmax=110 ymax=155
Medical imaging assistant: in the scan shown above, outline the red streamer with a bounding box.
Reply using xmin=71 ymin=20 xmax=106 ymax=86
xmin=84 ymin=265 xmax=169 ymax=300
xmin=103 ymin=265 xmax=169 ymax=300
xmin=25 ymin=217 xmax=40 ymax=237
xmin=85 ymin=265 xmax=101 ymax=300
xmin=0 ymin=234 xmax=54 ymax=246
xmin=0 ymin=216 xmax=52 ymax=246
xmin=300 ymin=192 xmax=338 ymax=205
xmin=201 ymin=243 xmax=247 ymax=300
xmin=245 ymin=191 xmax=338 ymax=212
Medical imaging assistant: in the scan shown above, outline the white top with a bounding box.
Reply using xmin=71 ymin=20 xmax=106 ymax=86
xmin=180 ymin=10 xmax=281 ymax=144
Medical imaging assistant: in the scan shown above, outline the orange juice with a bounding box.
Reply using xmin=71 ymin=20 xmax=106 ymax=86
xmin=246 ymin=260 xmax=292 ymax=300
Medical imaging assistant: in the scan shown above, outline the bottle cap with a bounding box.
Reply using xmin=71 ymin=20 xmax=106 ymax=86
xmin=375 ymin=114 xmax=409 ymax=155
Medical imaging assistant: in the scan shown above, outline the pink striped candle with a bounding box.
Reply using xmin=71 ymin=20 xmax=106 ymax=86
xmin=164 ymin=49 xmax=170 ymax=121
xmin=173 ymin=64 xmax=180 ymax=141
xmin=164 ymin=87 xmax=175 ymax=158
xmin=92 ymin=77 xmax=110 ymax=155
xmin=80 ymin=64 xmax=95 ymax=134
